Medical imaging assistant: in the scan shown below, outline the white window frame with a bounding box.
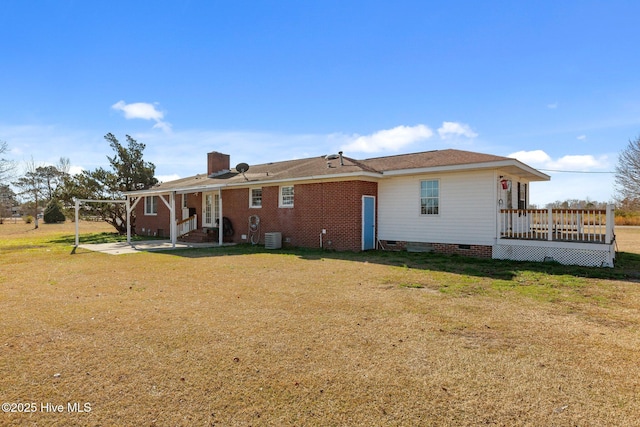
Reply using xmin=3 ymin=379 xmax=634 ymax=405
xmin=279 ymin=185 xmax=294 ymax=208
xmin=420 ymin=179 xmax=439 ymax=216
xmin=182 ymin=194 xmax=188 ymax=209
xmin=250 ymin=187 xmax=262 ymax=208
xmin=144 ymin=196 xmax=158 ymax=216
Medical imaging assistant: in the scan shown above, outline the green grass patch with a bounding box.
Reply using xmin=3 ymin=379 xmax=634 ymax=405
xmin=398 ymin=283 xmax=425 ymax=289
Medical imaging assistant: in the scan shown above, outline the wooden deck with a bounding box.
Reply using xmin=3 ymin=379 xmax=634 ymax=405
xmin=498 ymin=207 xmax=614 ymax=245
xmin=500 ymin=230 xmax=607 ymax=244
xmin=495 ymin=206 xmax=616 ymax=267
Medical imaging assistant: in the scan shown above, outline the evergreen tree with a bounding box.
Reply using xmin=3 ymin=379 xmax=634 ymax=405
xmin=43 ymin=199 xmax=66 ymax=223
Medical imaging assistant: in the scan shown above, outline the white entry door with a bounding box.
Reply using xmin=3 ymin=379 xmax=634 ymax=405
xmin=202 ymin=193 xmax=219 ymax=227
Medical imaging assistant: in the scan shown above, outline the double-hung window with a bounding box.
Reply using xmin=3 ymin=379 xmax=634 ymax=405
xmin=420 ymin=180 xmax=439 ymax=215
xmin=144 ymin=196 xmax=158 ymax=215
xmin=279 ymin=185 xmax=294 ymax=208
xmin=250 ymin=188 xmax=262 ymax=208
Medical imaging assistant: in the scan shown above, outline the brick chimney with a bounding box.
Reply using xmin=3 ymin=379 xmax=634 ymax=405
xmin=207 ymin=151 xmax=230 ymax=176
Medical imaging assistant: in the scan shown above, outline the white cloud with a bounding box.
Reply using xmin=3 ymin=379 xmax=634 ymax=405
xmin=547 ymin=103 xmax=558 ymax=109
xmin=577 ymin=135 xmax=587 ymax=140
xmin=508 ymin=150 xmax=609 ymax=170
xmin=508 ymin=150 xmax=552 ymax=166
xmin=69 ymin=165 xmax=85 ymax=175
xmin=437 ymin=121 xmax=478 ymax=140
xmin=550 ymin=154 xmax=608 ymax=170
xmin=156 ymin=173 xmax=181 ymax=183
xmin=507 ymin=150 xmax=614 ymax=205
xmin=340 ymin=124 xmax=433 ymax=153
xmin=111 ymin=100 xmax=172 ymax=132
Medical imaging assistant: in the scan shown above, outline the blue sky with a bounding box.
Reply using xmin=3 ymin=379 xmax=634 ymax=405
xmin=2 ymin=0 xmax=639 ymax=206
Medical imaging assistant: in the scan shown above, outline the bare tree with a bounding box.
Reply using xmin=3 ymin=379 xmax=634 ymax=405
xmin=12 ymin=159 xmax=46 ymax=228
xmin=615 ymin=136 xmax=640 ymax=205
xmin=0 ymin=140 xmax=16 ymax=185
xmin=0 ymin=184 xmax=17 ymax=223
xmin=57 ymin=157 xmax=71 ymax=175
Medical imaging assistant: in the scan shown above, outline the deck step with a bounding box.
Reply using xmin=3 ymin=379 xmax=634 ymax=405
xmin=405 ymin=242 xmax=435 ymax=253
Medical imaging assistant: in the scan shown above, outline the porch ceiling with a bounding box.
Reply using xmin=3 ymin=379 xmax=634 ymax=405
xmin=499 ymin=163 xmax=550 ymax=182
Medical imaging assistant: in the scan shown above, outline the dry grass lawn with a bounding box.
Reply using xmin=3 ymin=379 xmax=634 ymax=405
xmin=1 ymin=221 xmax=639 ymax=426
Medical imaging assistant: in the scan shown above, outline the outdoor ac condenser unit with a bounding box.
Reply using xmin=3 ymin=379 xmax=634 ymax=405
xmin=264 ymin=232 xmax=282 ymax=249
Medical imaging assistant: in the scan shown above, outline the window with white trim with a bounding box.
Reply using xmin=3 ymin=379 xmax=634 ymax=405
xmin=420 ymin=180 xmax=439 ymax=215
xmin=144 ymin=196 xmax=158 ymax=215
xmin=250 ymin=188 xmax=262 ymax=208
xmin=182 ymin=194 xmax=188 ymax=209
xmin=279 ymin=185 xmax=294 ymax=207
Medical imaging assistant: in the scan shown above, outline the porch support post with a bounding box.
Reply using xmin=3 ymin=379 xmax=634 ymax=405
xmin=74 ymin=199 xmax=80 ymax=247
xmin=547 ymin=206 xmax=553 ymax=241
xmin=606 ymin=204 xmax=614 ymax=244
xmin=170 ymin=192 xmax=176 ymax=247
xmin=496 ymin=206 xmax=502 ymax=240
xmin=127 ymin=196 xmax=142 ymax=245
xmin=218 ymin=188 xmax=223 ymax=246
xmin=126 ymin=196 xmax=132 ymax=244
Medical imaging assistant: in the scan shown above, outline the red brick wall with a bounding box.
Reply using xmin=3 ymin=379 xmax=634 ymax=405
xmin=432 ymin=243 xmax=492 ymax=258
xmin=380 ymin=240 xmax=492 ymax=258
xmin=134 ymin=193 xmax=204 ymax=237
xmin=134 ymin=195 xmax=171 ymax=237
xmin=135 ymin=180 xmax=378 ymax=251
xmin=222 ymin=180 xmax=378 ymax=251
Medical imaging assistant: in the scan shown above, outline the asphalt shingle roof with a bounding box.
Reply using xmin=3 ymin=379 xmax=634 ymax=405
xmin=130 ymin=149 xmax=543 ymax=195
xmin=361 ymin=149 xmax=510 ymax=171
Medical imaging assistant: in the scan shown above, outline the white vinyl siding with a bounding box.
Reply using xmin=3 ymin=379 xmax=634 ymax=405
xmin=378 ymin=170 xmax=496 ymax=246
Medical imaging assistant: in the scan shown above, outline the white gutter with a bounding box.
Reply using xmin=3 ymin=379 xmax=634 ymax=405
xmin=380 ymin=159 xmax=550 ymax=181
xmin=124 ymin=171 xmax=383 ymax=196
xmin=224 ymin=171 xmax=382 ymax=188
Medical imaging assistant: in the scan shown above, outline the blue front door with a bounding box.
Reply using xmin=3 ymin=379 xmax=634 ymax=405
xmin=362 ymin=196 xmax=375 ymax=250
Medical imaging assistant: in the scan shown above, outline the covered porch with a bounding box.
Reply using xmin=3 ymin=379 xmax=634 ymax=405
xmin=493 ymin=206 xmax=616 ymax=267
xmin=126 ymin=186 xmax=227 ymax=248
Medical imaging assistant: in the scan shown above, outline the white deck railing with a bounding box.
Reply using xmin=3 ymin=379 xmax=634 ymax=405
xmin=498 ymin=206 xmax=615 ymax=244
xmin=177 ymin=214 xmax=198 ymax=237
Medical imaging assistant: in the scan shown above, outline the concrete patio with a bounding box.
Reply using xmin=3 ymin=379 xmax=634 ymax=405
xmin=77 ymin=240 xmax=232 ymax=255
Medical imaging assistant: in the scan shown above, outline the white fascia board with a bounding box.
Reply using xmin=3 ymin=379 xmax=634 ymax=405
xmin=174 ymin=184 xmax=226 ymax=195
xmin=125 ymin=184 xmax=227 ymax=197
xmin=224 ymin=171 xmax=382 ymax=188
xmin=508 ymin=159 xmax=551 ymax=181
xmin=124 ymin=171 xmax=380 ymax=195
xmin=381 ymin=160 xmax=550 ymax=181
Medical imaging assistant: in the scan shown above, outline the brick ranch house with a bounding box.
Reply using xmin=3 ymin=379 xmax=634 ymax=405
xmin=124 ymin=149 xmax=616 ymax=267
